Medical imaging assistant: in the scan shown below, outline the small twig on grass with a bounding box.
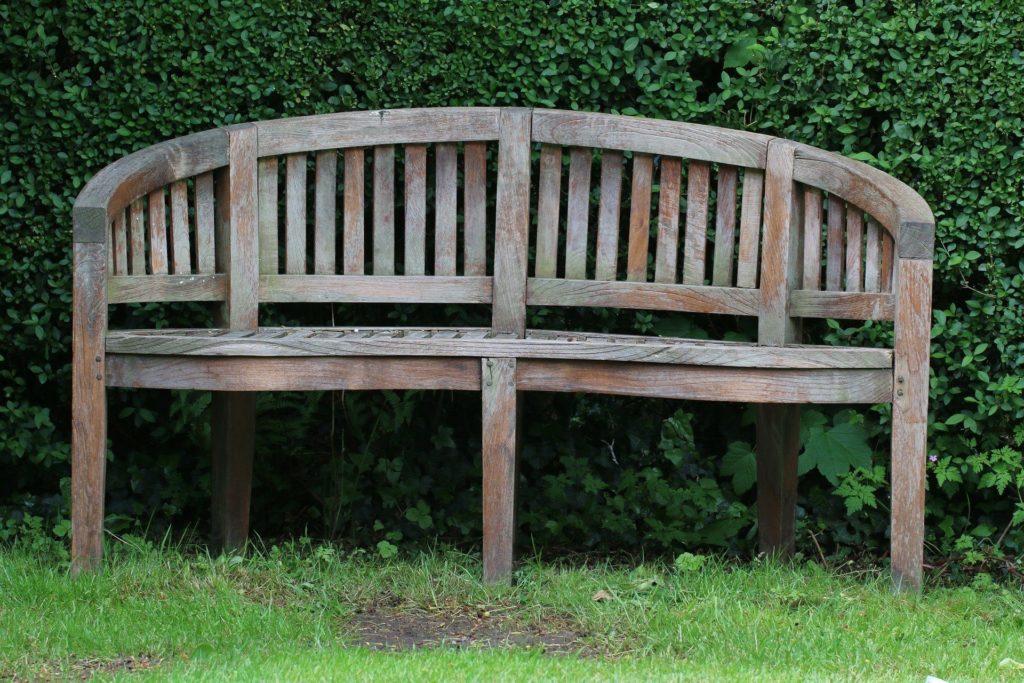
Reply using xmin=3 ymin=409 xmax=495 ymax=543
xmin=808 ymin=529 xmax=829 ymax=569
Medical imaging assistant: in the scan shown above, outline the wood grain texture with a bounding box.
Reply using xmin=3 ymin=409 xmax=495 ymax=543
xmin=106 ymin=355 xmax=482 ymax=391
xmin=314 ymin=150 xmax=337 ymax=275
xmin=802 ymin=187 xmax=823 ymax=290
xmin=256 ymin=159 xmax=279 ymax=275
xmin=404 ymin=144 xmax=427 ymax=275
xmin=195 ymin=172 xmax=216 ymax=274
xmin=564 ymin=147 xmax=592 ymax=280
xmin=463 ymin=142 xmax=487 ymax=276
xmin=373 ymin=145 xmax=396 ymax=275
xmin=169 ymin=180 xmax=191 ymax=274
xmin=736 ymin=169 xmax=764 ymax=288
xmin=128 ymin=199 xmax=146 ymax=275
xmin=344 ymin=148 xmax=365 ymax=275
xmin=260 ymin=275 xmax=492 ymax=304
xmin=757 ymin=403 xmax=800 ymax=556
xmin=864 ymin=218 xmax=882 ymax=292
xmin=825 ymin=195 xmax=844 ymax=291
xmin=789 ymin=290 xmax=895 ymax=320
xmin=654 ymin=157 xmax=681 ymax=284
xmin=226 ymin=125 xmax=260 ymax=330
xmin=147 ymin=188 xmax=168 ymax=274
xmin=528 ymin=278 xmax=759 ymax=316
xmin=626 ymin=153 xmax=653 ymax=282
xmin=880 ymin=231 xmax=894 ymax=292
xmin=712 ymin=165 xmax=738 ymax=286
xmin=534 ymin=144 xmax=562 ymax=278
xmin=491 ymin=108 xmax=532 ymax=337
xmin=71 ymin=241 xmax=107 ymax=572
xmin=758 ymin=141 xmax=800 ymax=345
xmin=845 ymin=207 xmax=863 ymax=292
xmin=108 ymin=274 xmax=227 ymax=303
xmin=214 ymin=167 xmax=230 ymax=275
xmin=112 ymin=210 xmax=127 ymax=275
xmin=683 ymin=160 xmax=711 ymax=285
xmin=595 ymin=150 xmax=623 ymax=281
xmin=285 ymin=153 xmax=307 ymax=274
xmin=482 ymin=357 xmax=517 ymax=584
xmin=210 ymin=391 xmax=255 ymax=553
xmin=435 ymin=143 xmax=458 ymax=275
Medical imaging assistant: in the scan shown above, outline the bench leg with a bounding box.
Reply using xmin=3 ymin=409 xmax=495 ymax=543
xmin=756 ymin=404 xmax=800 ymax=557
xmin=482 ymin=358 xmax=518 ymax=584
xmin=210 ymin=391 xmax=256 ymax=553
xmin=890 ymin=412 xmax=926 ymax=592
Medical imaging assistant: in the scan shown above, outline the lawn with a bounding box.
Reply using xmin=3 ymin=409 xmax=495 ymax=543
xmin=1 ymin=540 xmax=1022 ymax=682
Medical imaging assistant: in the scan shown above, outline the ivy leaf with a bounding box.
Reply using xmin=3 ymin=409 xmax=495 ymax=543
xmin=721 ymin=441 xmax=756 ymax=494
xmin=801 ymin=422 xmax=872 ymax=485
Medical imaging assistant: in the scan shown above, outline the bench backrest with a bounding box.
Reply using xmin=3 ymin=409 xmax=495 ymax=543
xmin=74 ymin=107 xmax=934 ymax=348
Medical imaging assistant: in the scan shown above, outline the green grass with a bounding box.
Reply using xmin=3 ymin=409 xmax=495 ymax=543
xmin=2 ymin=541 xmax=1023 ymax=682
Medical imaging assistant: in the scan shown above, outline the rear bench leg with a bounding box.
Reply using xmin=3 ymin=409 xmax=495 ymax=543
xmin=890 ymin=415 xmax=926 ymax=591
xmin=211 ymin=391 xmax=256 ymax=553
xmin=756 ymin=404 xmax=800 ymax=557
xmin=481 ymin=358 xmax=518 ymax=584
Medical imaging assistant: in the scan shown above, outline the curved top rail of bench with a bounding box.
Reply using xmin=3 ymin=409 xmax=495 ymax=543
xmin=72 ymin=107 xmax=934 ymax=258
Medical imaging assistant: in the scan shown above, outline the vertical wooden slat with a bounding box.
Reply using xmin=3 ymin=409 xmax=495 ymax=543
xmin=595 ymin=150 xmax=623 ymax=281
xmin=214 ymin=168 xmax=230 ymax=275
xmin=404 ymin=144 xmax=427 ymax=275
xmin=534 ymin=144 xmax=561 ymax=278
xmin=147 ymin=188 xmax=168 ymax=275
xmin=683 ymin=160 xmax=710 ymax=285
xmin=564 ymin=147 xmax=591 ymax=280
xmin=711 ymin=165 xmax=738 ymax=286
xmin=802 ymin=187 xmax=823 ymax=290
xmin=170 ymin=180 xmax=190 ymax=275
xmin=111 ymin=210 xmax=127 ymax=275
xmin=463 ymin=142 xmax=487 ymax=276
xmin=626 ymin=153 xmax=653 ymax=282
xmin=864 ymin=218 xmax=882 ymax=292
xmin=344 ymin=148 xmax=365 ymax=275
xmin=880 ymin=231 xmax=895 ymax=292
xmin=845 ymin=206 xmax=863 ymax=292
xmin=654 ymin=157 xmax=681 ymax=284
xmin=314 ymin=150 xmax=337 ymax=275
xmin=491 ymin=108 xmax=532 ymax=337
xmin=194 ymin=172 xmax=216 ymax=274
xmin=373 ymin=145 xmax=396 ymax=275
xmin=482 ymin=357 xmax=518 ymax=584
xmin=285 ymin=153 xmax=307 ymax=274
xmin=225 ymin=124 xmax=259 ymax=329
xmin=736 ymin=169 xmax=764 ymax=288
xmin=128 ymin=199 xmax=146 ymax=275
xmin=435 ymin=143 xmax=457 ymax=275
xmin=825 ymin=195 xmax=844 ymax=291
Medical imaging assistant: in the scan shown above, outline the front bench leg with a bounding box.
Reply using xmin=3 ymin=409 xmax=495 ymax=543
xmin=481 ymin=358 xmax=518 ymax=584
xmin=756 ymin=404 xmax=800 ymax=557
xmin=210 ymin=391 xmax=256 ymax=553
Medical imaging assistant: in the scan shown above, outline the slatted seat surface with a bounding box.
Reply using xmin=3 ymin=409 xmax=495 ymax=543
xmin=105 ymin=327 xmax=892 ymax=369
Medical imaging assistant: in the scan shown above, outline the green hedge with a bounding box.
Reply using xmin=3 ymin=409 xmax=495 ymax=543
xmin=2 ymin=0 xmax=1022 ymax=576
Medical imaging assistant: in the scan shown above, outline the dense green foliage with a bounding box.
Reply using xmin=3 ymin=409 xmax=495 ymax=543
xmin=2 ymin=0 xmax=1022 ymax=577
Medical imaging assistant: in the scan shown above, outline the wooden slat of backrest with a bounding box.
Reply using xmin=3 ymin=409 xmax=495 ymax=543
xmin=711 ymin=165 xmax=738 ymax=286
xmin=404 ymin=144 xmax=427 ymax=275
xmin=802 ymin=187 xmax=823 ymax=290
xmin=534 ymin=144 xmax=561 ymax=278
xmin=491 ymin=108 xmax=532 ymax=337
xmin=314 ymin=151 xmax=337 ymax=275
xmin=683 ymin=160 xmax=710 ymax=285
xmin=170 ymin=180 xmax=191 ymax=275
xmin=626 ymin=153 xmax=653 ymax=282
xmin=147 ymin=188 xmax=168 ymax=275
xmin=112 ymin=210 xmax=127 ymax=275
xmin=845 ymin=206 xmax=863 ymax=292
xmin=736 ymin=169 xmax=763 ymax=288
xmin=344 ymin=148 xmax=365 ymax=275
xmin=595 ymin=150 xmax=623 ymax=281
xmin=195 ymin=172 xmax=216 ymax=274
xmin=654 ymin=157 xmax=681 ymax=284
xmin=434 ymin=143 xmax=457 ymax=275
xmin=225 ymin=124 xmax=259 ymax=329
xmin=758 ymin=141 xmax=800 ymax=345
xmin=825 ymin=195 xmax=844 ymax=291
xmin=463 ymin=142 xmax=487 ymax=276
xmin=128 ymin=199 xmax=146 ymax=275
xmin=214 ymin=167 xmax=230 ymax=274
xmin=864 ymin=218 xmax=882 ymax=292
xmin=373 ymin=145 xmax=396 ymax=275
xmin=256 ymin=160 xmax=278 ymax=275
xmin=285 ymin=153 xmax=307 ymax=274
xmin=880 ymin=230 xmax=894 ymax=292
xmin=565 ymin=147 xmax=592 ymax=280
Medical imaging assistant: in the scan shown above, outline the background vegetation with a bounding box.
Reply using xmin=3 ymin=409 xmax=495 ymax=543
xmin=2 ymin=0 xmax=1022 ymax=581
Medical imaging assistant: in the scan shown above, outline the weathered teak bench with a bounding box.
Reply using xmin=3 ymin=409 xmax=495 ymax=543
xmin=72 ymin=108 xmax=934 ymax=589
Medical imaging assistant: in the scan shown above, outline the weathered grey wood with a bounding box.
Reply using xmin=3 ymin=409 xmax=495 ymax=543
xmin=534 ymin=144 xmax=561 ymax=278
xmin=195 ymin=172 xmax=216 ymax=274
xmin=482 ymin=357 xmax=517 ymax=583
xmin=564 ymin=147 xmax=592 ymax=280
xmin=314 ymin=150 xmax=337 ymax=275
xmin=789 ymin=290 xmax=895 ymax=321
xmin=404 ymin=144 xmax=427 ymax=275
xmin=211 ymin=391 xmax=255 ymax=552
xmin=846 ymin=206 xmax=863 ymax=292
xmin=712 ymin=165 xmax=738 ymax=286
xmin=463 ymin=142 xmax=487 ymax=276
xmin=881 ymin=231 xmax=894 ymax=292
xmin=256 ymin=159 xmax=279 ymax=275
xmin=147 ymin=188 xmax=168 ymax=274
xmin=491 ymin=108 xmax=532 ymax=336
xmin=372 ymin=145 xmax=396 ymax=275
xmin=683 ymin=160 xmax=710 ymax=285
xmin=654 ymin=157 xmax=681 ymax=284
xmin=214 ymin=167 xmax=230 ymax=274
xmin=170 ymin=180 xmax=191 ymax=274
xmin=128 ymin=199 xmax=146 ymax=275
xmin=112 ymin=210 xmax=127 ymax=275
xmin=595 ymin=150 xmax=623 ymax=281
xmin=528 ymin=278 xmax=759 ymax=316
xmin=864 ymin=218 xmax=882 ymax=292
xmin=826 ymin=195 xmax=844 ymax=291
xmin=260 ymin=275 xmax=492 ymax=304
xmin=285 ymin=153 xmax=307 ymax=274
xmin=435 ymin=143 xmax=457 ymax=275
xmin=736 ymin=169 xmax=763 ymax=288
xmin=108 ymin=274 xmax=227 ymax=303
xmin=344 ymin=148 xmax=365 ymax=275
xmin=802 ymin=187 xmax=823 ymax=290
xmin=225 ymin=126 xmax=260 ymax=329
xmin=757 ymin=403 xmax=800 ymax=556
xmin=626 ymin=153 xmax=653 ymax=282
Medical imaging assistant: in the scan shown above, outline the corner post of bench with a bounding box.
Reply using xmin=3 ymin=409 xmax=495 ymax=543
xmin=71 ymin=203 xmax=109 ymax=573
xmin=210 ymin=123 xmax=259 ymax=553
xmin=756 ymin=139 xmax=803 ymax=558
xmin=890 ymin=224 xmax=934 ymax=592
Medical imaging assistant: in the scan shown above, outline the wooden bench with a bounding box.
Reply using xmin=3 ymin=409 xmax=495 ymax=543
xmin=71 ymin=108 xmax=934 ymax=590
